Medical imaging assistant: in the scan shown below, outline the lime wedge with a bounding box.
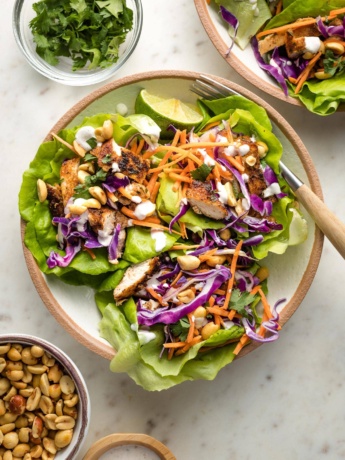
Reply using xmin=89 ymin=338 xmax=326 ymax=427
xmin=288 ymin=208 xmax=308 ymax=246
xmin=135 ymin=89 xmax=203 ymax=139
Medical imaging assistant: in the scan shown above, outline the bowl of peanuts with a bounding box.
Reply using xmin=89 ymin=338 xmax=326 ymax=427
xmin=0 ymin=334 xmax=90 ymax=460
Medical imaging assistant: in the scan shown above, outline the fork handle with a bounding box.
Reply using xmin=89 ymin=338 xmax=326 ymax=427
xmin=295 ymin=184 xmax=345 ymax=259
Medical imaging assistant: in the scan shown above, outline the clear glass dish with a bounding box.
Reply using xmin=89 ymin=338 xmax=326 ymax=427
xmin=12 ymin=0 xmax=143 ymax=86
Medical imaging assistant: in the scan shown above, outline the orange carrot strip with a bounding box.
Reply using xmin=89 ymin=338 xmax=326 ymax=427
xmin=150 ymin=182 xmax=160 ymax=204
xmin=171 ymin=129 xmax=182 ymax=147
xmin=178 ymin=141 xmax=229 ymax=149
xmin=51 ymin=133 xmax=76 ymax=153
xmin=233 ymin=335 xmax=250 ymax=356
xmin=214 ymin=289 xmax=226 ymax=295
xmin=131 ymin=220 xmax=183 ymax=236
xmin=294 ymin=52 xmax=322 ymax=94
xmin=221 ymin=240 xmax=244 ymax=309
xmin=168 ymin=173 xmax=193 ymax=183
xmin=198 ymin=248 xmax=219 ymax=262
xmin=171 ymin=271 xmax=183 ymax=287
xmin=227 ymin=156 xmax=245 ymax=173
xmin=180 ymin=130 xmax=187 ymax=145
xmin=146 ymin=287 xmax=168 ymax=306
xmin=208 ymin=296 xmax=215 ymax=308
xmin=142 ymin=149 xmax=158 ymax=160
xmin=207 ymin=306 xmax=231 ymax=318
xmin=170 ymin=244 xmax=200 ymax=250
xmin=256 ymin=18 xmax=319 ymax=39
xmin=82 ymin=245 xmax=96 ymax=260
xmin=258 ymin=288 xmax=272 ymax=319
xmin=330 ymin=7 xmax=345 ymax=15
xmin=163 ymin=341 xmax=187 ymax=349
xmin=120 ymin=207 xmax=161 ymax=224
xmin=214 ymin=315 xmax=221 ymax=326
xmin=135 ymin=138 xmax=145 ymax=155
xmin=228 ymin=310 xmax=236 ymax=320
xmin=175 ymin=336 xmax=202 ymax=355
xmin=203 ymin=120 xmax=222 ymax=131
xmin=167 ymin=348 xmax=175 ymax=360
xmin=275 ymin=0 xmax=282 ymax=15
xmin=186 ymin=313 xmax=195 ymax=343
xmin=250 ymin=285 xmax=262 ymax=296
xmin=149 ymin=154 xmax=187 ymax=173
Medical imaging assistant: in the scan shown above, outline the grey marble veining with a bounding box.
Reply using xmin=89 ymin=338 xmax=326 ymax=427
xmin=2 ymin=1 xmax=345 ymax=459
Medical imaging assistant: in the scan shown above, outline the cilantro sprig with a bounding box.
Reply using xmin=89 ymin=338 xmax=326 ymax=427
xmin=323 ymin=50 xmax=345 ymax=77
xmin=29 ymin=0 xmax=134 ymax=71
xmin=74 ymin=168 xmax=107 ymax=198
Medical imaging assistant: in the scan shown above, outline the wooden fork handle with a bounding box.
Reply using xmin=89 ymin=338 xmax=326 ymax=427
xmin=296 ymin=184 xmax=345 ymax=259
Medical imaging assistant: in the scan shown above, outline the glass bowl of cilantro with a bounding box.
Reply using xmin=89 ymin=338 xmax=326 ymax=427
xmin=13 ymin=0 xmax=143 ymax=86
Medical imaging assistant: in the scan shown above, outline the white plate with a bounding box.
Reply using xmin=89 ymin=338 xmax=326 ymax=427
xmin=21 ymin=70 xmax=323 ymax=361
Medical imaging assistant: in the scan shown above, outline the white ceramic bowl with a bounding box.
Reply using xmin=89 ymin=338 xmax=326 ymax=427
xmin=20 ymin=70 xmax=323 ymax=361
xmin=12 ymin=0 xmax=143 ymax=86
xmin=0 ymin=334 xmax=90 ymax=459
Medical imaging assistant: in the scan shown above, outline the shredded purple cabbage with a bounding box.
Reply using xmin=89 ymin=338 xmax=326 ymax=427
xmin=219 ymin=5 xmax=239 ymax=55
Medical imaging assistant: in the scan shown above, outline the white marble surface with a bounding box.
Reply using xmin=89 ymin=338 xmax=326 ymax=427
xmin=2 ymin=1 xmax=345 ymax=459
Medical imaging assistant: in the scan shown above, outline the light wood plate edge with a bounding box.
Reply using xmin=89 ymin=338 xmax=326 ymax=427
xmin=82 ymin=433 xmax=176 ymax=460
xmin=20 ymin=69 xmax=324 ymax=363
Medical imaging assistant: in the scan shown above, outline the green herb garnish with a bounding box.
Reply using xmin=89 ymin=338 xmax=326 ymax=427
xmin=191 ymin=164 xmax=214 ymax=181
xmin=84 ymin=153 xmax=97 ymax=162
xmin=102 ymin=154 xmax=112 ymax=164
xmin=86 ymin=138 xmax=98 ymax=149
xmin=170 ymin=318 xmax=190 ymax=341
xmin=323 ymin=50 xmax=345 ymax=77
xmin=29 ymin=0 xmax=134 ymax=71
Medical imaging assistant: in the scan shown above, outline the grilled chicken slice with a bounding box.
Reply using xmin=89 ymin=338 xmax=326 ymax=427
xmin=258 ymin=33 xmax=286 ymax=55
xmin=241 ymin=144 xmax=267 ymax=197
xmin=113 ymin=257 xmax=158 ymax=301
xmin=93 ymin=139 xmax=149 ymax=183
xmin=60 ymin=158 xmax=80 ymax=207
xmin=88 ymin=207 xmax=129 ymax=235
xmin=290 ymin=20 xmax=320 ymax=39
xmin=186 ymin=180 xmax=228 ymax=220
xmin=285 ymin=35 xmax=309 ymax=59
xmin=46 ymin=184 xmax=64 ymax=217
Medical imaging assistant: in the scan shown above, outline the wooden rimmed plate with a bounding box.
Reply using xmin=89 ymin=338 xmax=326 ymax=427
xmin=21 ymin=70 xmax=323 ymax=362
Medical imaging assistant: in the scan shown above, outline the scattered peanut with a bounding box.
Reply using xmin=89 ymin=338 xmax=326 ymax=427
xmin=102 ymin=119 xmax=114 ymax=140
xmin=177 ymin=255 xmax=201 ymax=271
xmin=0 ymin=343 xmax=79 ymax=459
xmin=257 ymin=141 xmax=268 ymax=158
xmin=177 ymin=289 xmax=195 ymax=304
xmin=325 ymin=41 xmax=345 ymax=54
xmin=36 ymin=180 xmax=48 ymax=203
xmin=72 ymin=140 xmax=86 ymax=158
xmin=201 ymin=322 xmax=220 ymax=340
xmin=88 ymin=186 xmax=107 ymax=205
xmin=205 ymin=255 xmax=227 ymax=268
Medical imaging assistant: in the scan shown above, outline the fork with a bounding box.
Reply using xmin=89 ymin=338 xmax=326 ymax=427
xmin=191 ymin=75 xmax=345 ymax=259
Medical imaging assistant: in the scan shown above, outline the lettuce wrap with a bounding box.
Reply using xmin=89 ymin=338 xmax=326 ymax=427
xmin=19 ymin=92 xmax=307 ymax=391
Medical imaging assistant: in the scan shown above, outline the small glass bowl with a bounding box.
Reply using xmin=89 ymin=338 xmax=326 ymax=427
xmin=12 ymin=0 xmax=143 ymax=86
xmin=0 ymin=334 xmax=90 ymax=459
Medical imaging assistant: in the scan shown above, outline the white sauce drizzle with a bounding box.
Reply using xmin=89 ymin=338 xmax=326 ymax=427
xmin=112 ymin=162 xmax=120 ymax=172
xmin=111 ymin=139 xmax=122 ymax=156
xmin=131 ymin=196 xmax=142 ymax=204
xmin=133 ymin=201 xmax=156 ymax=220
xmin=216 ymin=182 xmax=228 ymax=205
xmin=151 ymin=229 xmax=167 ymax=252
xmin=263 ymin=182 xmax=281 ymax=198
xmin=224 ymin=144 xmax=236 ymax=157
xmin=75 ymin=126 xmax=96 ymax=152
xmin=198 ymin=148 xmax=215 ymax=166
xmin=97 ymin=230 xmax=112 ymax=247
xmin=238 ymin=144 xmax=250 ymax=156
xmin=304 ymin=37 xmax=321 ymax=54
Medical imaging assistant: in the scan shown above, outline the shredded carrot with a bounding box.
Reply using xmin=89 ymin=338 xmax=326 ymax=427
xmin=207 ymin=306 xmax=231 ymax=318
xmin=130 ymin=139 xmax=138 ymax=153
xmin=131 ymin=220 xmax=183 ymax=236
xmin=294 ymin=52 xmax=322 ymax=94
xmin=256 ymin=18 xmax=318 ymax=39
xmin=146 ymin=287 xmax=168 ymax=306
xmin=171 ymin=271 xmax=183 ymax=287
xmin=120 ymin=207 xmax=161 ymax=224
xmin=228 ymin=310 xmax=236 ymax=320
xmin=178 ymin=141 xmax=229 ymax=149
xmin=170 ymin=244 xmax=200 ymax=250
xmin=214 ymin=315 xmax=221 ymax=326
xmin=180 ymin=130 xmax=187 ymax=145
xmin=167 ymin=348 xmax=175 ymax=360
xmin=227 ymin=156 xmax=245 ymax=173
xmin=250 ymin=285 xmax=262 ymax=296
xmin=175 ymin=335 xmax=202 ymax=355
xmin=51 ymin=133 xmax=76 ymax=153
xmin=142 ymin=150 xmax=158 ymax=160
xmin=82 ymin=245 xmax=96 ymax=260
xmin=198 ymin=248 xmax=219 ymax=262
xmin=258 ymin=288 xmax=272 ymax=319
xmin=149 ymin=153 xmax=187 ymax=173
xmin=214 ymin=289 xmax=226 ymax=295
xmin=233 ymin=335 xmax=250 ymax=356
xmin=168 ymin=172 xmax=193 ymax=183
xmin=330 ymin=7 xmax=345 ymax=16
xmin=179 ymin=221 xmax=187 ymax=239
xmin=171 ymin=129 xmax=182 ymax=147
xmin=117 ymin=186 xmax=133 ymax=200
xmin=135 ymin=138 xmax=145 ymax=155
xmin=203 ymin=120 xmax=222 ymax=131
xmin=186 ymin=313 xmax=195 ymax=343
xmin=221 ymin=240 xmax=244 ymax=309
xmin=150 ymin=182 xmax=160 ymax=204
xmin=275 ymin=0 xmax=282 ymax=15
xmin=163 ymin=341 xmax=187 ymax=349
xmin=208 ymin=296 xmax=215 ymax=308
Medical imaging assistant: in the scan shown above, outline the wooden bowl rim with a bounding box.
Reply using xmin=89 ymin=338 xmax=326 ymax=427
xmin=82 ymin=433 xmax=176 ymax=460
xmin=21 ymin=69 xmax=324 ymax=362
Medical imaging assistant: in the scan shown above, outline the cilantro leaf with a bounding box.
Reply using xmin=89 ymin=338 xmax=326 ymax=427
xmin=228 ymin=289 xmax=256 ymax=316
xmin=86 ymin=138 xmax=98 ymax=149
xmin=84 ymin=153 xmax=97 ymax=162
xmin=101 ymin=154 xmax=112 ymax=164
xmin=323 ymin=50 xmax=345 ymax=77
xmin=191 ymin=164 xmax=214 ymax=181
xmin=29 ymin=0 xmax=134 ymax=70
xmin=170 ymin=318 xmax=190 ymax=342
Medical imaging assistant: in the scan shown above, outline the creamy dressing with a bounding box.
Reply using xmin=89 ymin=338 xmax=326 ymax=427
xmin=198 ymin=148 xmax=215 ymax=166
xmin=97 ymin=230 xmax=112 ymax=247
xmin=151 ymin=229 xmax=167 ymax=252
xmin=304 ymin=36 xmax=321 ymax=54
xmin=238 ymin=144 xmax=250 ymax=156
xmin=111 ymin=139 xmax=122 ymax=156
xmin=130 ymin=325 xmax=156 ymax=346
xmin=242 ymin=173 xmax=249 ymax=183
xmin=112 ymin=162 xmax=120 ymax=172
xmin=75 ymin=126 xmax=96 ymax=152
xmin=263 ymin=182 xmax=281 ymax=198
xmin=133 ymin=201 xmax=156 ymax=220
xmin=216 ymin=181 xmax=228 ymax=205
xmin=76 ymin=210 xmax=89 ymax=231
xmin=224 ymin=144 xmax=236 ymax=156
xmin=131 ymin=196 xmax=142 ymax=204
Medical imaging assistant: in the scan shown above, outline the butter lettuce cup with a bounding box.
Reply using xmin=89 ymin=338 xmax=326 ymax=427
xmin=0 ymin=334 xmax=90 ymax=459
xmin=19 ymin=71 xmax=323 ymax=391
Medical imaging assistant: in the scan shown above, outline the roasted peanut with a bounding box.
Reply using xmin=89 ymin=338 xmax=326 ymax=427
xmin=205 ymin=255 xmax=226 ymax=268
xmin=54 ymin=429 xmax=73 ymax=448
xmin=219 ymin=228 xmax=231 ymax=241
xmin=30 ymin=348 xmax=44 ymax=359
xmin=102 ymin=119 xmax=114 ymax=140
xmin=201 ymin=322 xmax=220 ymax=340
xmin=59 ymin=376 xmax=75 ymax=396
xmin=41 ymin=354 xmax=55 ymax=368
xmin=257 ymin=141 xmax=268 ymax=158
xmin=0 ymin=424 xmax=16 ymax=435
xmin=30 ymin=445 xmax=43 ymax=458
xmin=325 ymin=41 xmax=345 ymax=54
xmin=88 ymin=186 xmax=107 ymax=205
xmin=8 ymin=396 xmax=26 ymax=416
xmin=26 ymin=388 xmax=41 ymax=412
xmin=2 ymin=432 xmax=19 ymax=450
xmin=18 ymin=428 xmax=30 ymax=444
xmin=72 ymin=140 xmax=86 ymax=158
xmin=12 ymin=443 xmax=30 ymax=458
xmin=177 ymin=255 xmax=201 ymax=271
xmin=177 ymin=289 xmax=195 ymax=304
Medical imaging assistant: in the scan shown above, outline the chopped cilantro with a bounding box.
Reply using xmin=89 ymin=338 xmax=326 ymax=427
xmin=86 ymin=138 xmax=98 ymax=149
xmin=29 ymin=0 xmax=134 ymax=71
xmin=73 ymin=168 xmax=107 ymax=197
xmin=227 ymin=289 xmax=256 ymax=317
xmin=323 ymin=50 xmax=345 ymax=77
xmin=84 ymin=153 xmax=97 ymax=162
xmin=102 ymin=154 xmax=112 ymax=164
xmin=191 ymin=164 xmax=214 ymax=181
xmin=170 ymin=317 xmax=190 ymax=341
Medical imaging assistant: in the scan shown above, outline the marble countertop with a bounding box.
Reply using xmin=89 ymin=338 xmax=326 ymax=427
xmin=2 ymin=1 xmax=345 ymax=459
